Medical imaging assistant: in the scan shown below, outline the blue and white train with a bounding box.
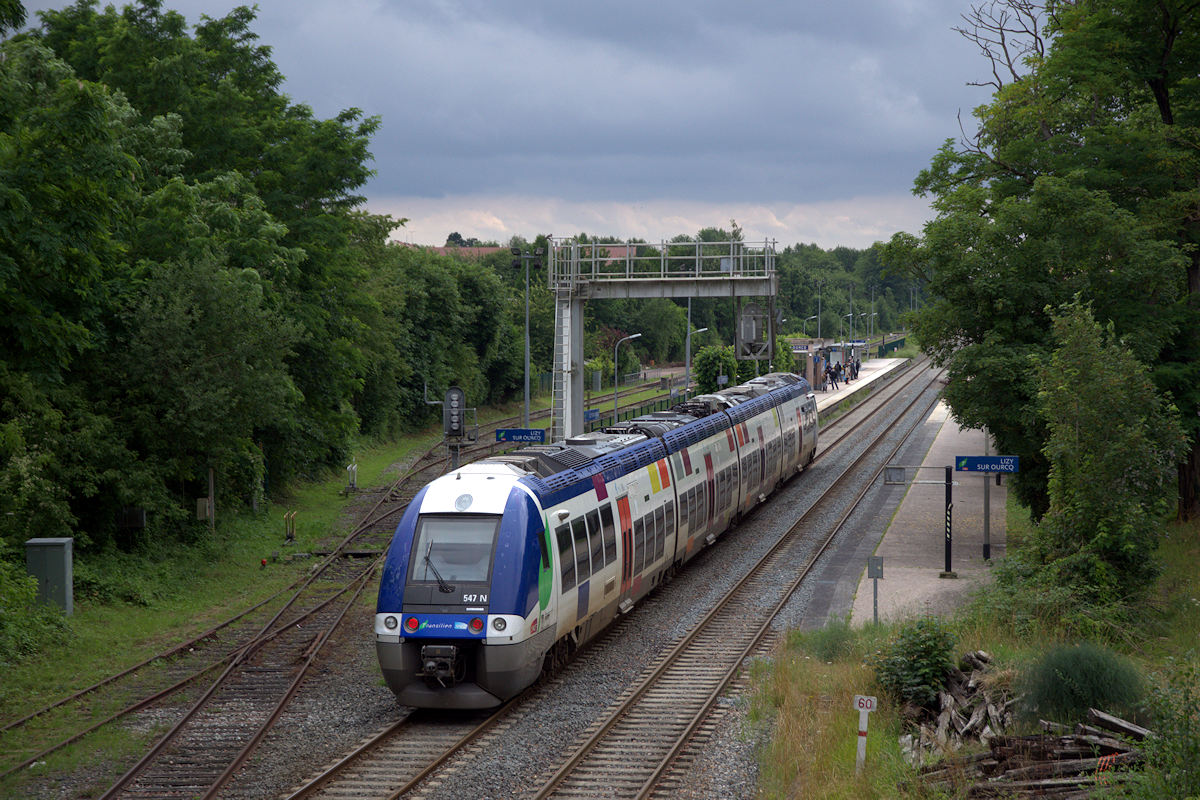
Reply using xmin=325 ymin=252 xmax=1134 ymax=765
xmin=375 ymin=372 xmax=819 ymax=709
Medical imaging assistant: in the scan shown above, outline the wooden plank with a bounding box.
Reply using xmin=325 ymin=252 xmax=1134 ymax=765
xmin=1087 ymin=708 xmax=1151 ymax=741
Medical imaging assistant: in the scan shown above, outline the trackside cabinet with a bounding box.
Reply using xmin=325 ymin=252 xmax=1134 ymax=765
xmin=25 ymin=537 xmax=73 ymax=615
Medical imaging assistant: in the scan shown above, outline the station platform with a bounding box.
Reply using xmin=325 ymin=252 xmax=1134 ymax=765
xmin=800 ymin=357 xmax=1007 ymax=626
xmin=809 ymin=356 xmax=908 ymax=416
xmin=848 ymin=400 xmax=1007 ymax=624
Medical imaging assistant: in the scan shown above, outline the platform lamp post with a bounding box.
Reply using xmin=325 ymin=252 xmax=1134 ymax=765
xmin=803 ymin=315 xmax=817 ymax=336
xmin=817 ymin=281 xmax=823 ymax=339
xmin=863 ymin=312 xmax=878 ymax=348
xmin=512 ymin=245 xmax=544 ymax=428
xmin=684 ymin=326 xmax=708 ymax=397
xmin=614 ymin=333 xmax=642 ymax=424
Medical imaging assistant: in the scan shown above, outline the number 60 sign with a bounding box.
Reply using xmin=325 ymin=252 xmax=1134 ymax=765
xmin=853 ymin=695 xmax=877 ymax=772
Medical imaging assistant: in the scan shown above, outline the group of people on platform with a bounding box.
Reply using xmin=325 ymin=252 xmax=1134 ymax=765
xmin=821 ymin=358 xmax=859 ymax=392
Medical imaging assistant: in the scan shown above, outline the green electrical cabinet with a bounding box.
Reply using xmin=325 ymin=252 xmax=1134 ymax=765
xmin=25 ymin=537 xmax=73 ymax=615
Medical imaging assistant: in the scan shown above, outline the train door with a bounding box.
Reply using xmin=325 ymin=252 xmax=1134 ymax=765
xmin=616 ymin=494 xmax=634 ymax=610
xmin=795 ymin=404 xmax=805 ymax=469
xmin=704 ymin=453 xmax=715 ymax=536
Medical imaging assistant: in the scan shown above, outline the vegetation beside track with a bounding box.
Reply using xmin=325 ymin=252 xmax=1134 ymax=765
xmin=750 ymin=492 xmax=1200 ymax=799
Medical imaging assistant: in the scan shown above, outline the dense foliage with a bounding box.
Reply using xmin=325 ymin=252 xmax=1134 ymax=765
xmin=1122 ymin=658 xmax=1200 ymax=799
xmin=0 ymin=2 xmax=526 ymax=555
xmin=1033 ymin=302 xmax=1185 ymax=601
xmin=886 ymin=0 xmax=1200 ymax=520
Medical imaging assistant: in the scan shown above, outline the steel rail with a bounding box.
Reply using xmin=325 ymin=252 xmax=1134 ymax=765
xmin=199 ymin=568 xmax=377 ymax=800
xmin=631 ymin=372 xmax=945 ymax=798
xmin=285 ymin=359 xmax=933 ymax=800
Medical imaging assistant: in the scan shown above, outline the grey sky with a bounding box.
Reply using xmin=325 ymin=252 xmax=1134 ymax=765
xmin=21 ymin=0 xmax=988 ymax=247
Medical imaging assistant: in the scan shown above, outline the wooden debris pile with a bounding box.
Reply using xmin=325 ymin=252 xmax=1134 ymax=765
xmin=917 ymin=709 xmax=1152 ymax=799
xmin=900 ymin=650 xmax=1016 ymax=762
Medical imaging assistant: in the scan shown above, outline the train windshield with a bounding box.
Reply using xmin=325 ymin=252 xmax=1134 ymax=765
xmin=409 ymin=515 xmax=500 ymax=584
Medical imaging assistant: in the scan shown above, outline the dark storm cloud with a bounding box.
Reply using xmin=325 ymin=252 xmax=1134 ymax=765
xmin=20 ymin=0 xmax=988 ymax=244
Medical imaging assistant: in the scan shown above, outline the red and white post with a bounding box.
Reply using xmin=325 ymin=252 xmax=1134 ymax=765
xmin=853 ymin=694 xmax=877 ymax=773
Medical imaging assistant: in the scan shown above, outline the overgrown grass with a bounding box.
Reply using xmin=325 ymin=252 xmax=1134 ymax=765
xmin=751 ymin=626 xmax=917 ymax=799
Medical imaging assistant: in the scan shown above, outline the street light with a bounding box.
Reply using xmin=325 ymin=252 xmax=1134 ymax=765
xmin=817 ymin=281 xmax=823 ymax=339
xmin=512 ymin=245 xmax=544 ymax=427
xmin=842 ymin=312 xmax=853 ymax=341
xmin=803 ymin=315 xmax=817 ymax=336
xmin=614 ymin=333 xmax=642 ymax=424
xmin=684 ymin=327 xmax=708 ymax=397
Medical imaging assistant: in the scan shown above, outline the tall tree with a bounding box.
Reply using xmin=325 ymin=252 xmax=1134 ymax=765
xmin=891 ymin=0 xmax=1200 ymax=517
xmin=35 ymin=1 xmax=397 ymax=484
xmin=1034 ymin=300 xmax=1185 ymax=600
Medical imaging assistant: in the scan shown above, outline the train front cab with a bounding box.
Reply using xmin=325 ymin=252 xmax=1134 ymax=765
xmin=376 ymin=481 xmax=555 ymax=709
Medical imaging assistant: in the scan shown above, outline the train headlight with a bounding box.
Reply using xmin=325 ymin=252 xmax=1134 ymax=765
xmin=492 ymin=617 xmax=507 ymax=632
xmin=469 ymin=617 xmax=484 ymax=633
xmin=404 ymin=617 xmax=419 ymax=633
xmin=383 ymin=615 xmax=399 ymax=630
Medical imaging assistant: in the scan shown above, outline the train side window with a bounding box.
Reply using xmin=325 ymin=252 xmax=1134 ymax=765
xmin=653 ymin=505 xmax=665 ymax=560
xmin=665 ymin=499 xmax=675 ymax=543
xmin=540 ymin=527 xmax=550 ymax=569
xmin=572 ymin=517 xmax=590 ymax=584
xmin=586 ymin=509 xmax=604 ymax=574
xmin=634 ymin=516 xmax=646 ymax=574
xmin=556 ymin=524 xmax=575 ymax=592
xmin=644 ymin=513 xmax=654 ymax=570
xmin=600 ymin=504 xmax=617 ymax=567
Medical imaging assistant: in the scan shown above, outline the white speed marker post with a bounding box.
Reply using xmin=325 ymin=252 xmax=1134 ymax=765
xmin=854 ymin=694 xmax=877 ymax=773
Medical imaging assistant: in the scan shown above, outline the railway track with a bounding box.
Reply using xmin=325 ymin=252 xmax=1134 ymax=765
xmin=273 ymin=359 xmax=940 ymax=799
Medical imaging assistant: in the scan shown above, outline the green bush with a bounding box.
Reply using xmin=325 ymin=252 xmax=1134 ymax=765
xmin=869 ymin=616 xmax=955 ymax=709
xmin=964 ymin=549 xmax=1139 ymax=644
xmin=789 ymin=616 xmax=858 ymax=662
xmin=1018 ymin=641 xmax=1144 ymax=725
xmin=0 ymin=557 xmax=67 ymax=664
xmin=1120 ymin=657 xmax=1200 ymax=800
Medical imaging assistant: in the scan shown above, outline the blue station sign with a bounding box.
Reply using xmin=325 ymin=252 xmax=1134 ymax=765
xmin=496 ymin=428 xmax=546 ymax=444
xmin=584 ymin=408 xmax=600 ymax=422
xmin=956 ymin=456 xmax=1020 ymax=473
